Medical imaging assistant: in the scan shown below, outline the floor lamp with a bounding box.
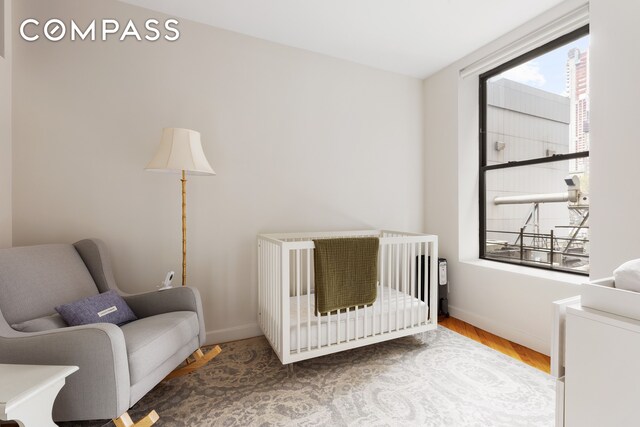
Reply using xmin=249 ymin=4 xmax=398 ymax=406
xmin=145 ymin=128 xmax=215 ymax=286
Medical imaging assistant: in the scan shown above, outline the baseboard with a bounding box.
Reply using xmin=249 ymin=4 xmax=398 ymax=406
xmin=205 ymin=322 xmax=262 ymax=346
xmin=448 ymin=305 xmax=550 ymax=356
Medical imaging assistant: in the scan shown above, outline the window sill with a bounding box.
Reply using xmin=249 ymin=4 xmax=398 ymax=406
xmin=460 ymin=258 xmax=586 ymax=285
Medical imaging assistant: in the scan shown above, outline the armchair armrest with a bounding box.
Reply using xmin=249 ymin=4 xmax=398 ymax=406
xmin=123 ymin=286 xmax=205 ymax=345
xmin=0 ymin=321 xmax=130 ymax=420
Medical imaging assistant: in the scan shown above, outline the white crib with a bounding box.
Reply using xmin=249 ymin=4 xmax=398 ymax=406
xmin=257 ymin=230 xmax=438 ymax=364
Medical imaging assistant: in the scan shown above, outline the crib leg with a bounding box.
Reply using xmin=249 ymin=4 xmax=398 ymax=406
xmin=287 ymin=363 xmax=295 ymax=378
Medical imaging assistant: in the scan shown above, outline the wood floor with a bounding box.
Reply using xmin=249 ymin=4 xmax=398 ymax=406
xmin=439 ymin=316 xmax=551 ymax=373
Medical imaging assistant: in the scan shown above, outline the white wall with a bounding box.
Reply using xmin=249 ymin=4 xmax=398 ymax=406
xmin=424 ymin=0 xmax=589 ymax=355
xmin=0 ymin=0 xmax=10 ymax=249
xmin=588 ymin=0 xmax=640 ymax=279
xmin=11 ymin=0 xmax=424 ymax=343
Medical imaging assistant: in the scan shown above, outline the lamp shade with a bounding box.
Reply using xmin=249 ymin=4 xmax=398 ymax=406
xmin=145 ymin=128 xmax=215 ymax=175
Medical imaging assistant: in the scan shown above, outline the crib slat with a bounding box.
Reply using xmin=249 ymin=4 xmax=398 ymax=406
xmin=425 ymin=242 xmax=430 ymax=324
xmin=410 ymin=242 xmax=415 ymax=328
xmin=268 ymin=243 xmax=272 ymax=345
xmin=402 ymin=243 xmax=406 ymax=329
xmin=347 ymin=308 xmax=350 ymax=342
xmin=275 ymin=244 xmax=279 ymax=351
xmin=346 ymin=308 xmax=349 ymax=343
xmin=429 ymin=240 xmax=438 ymax=324
xmin=315 ymin=246 xmax=321 ymax=349
xmin=355 ymin=306 xmax=358 ymax=341
xmin=317 ymin=270 xmax=321 ymax=350
xmin=275 ymin=243 xmax=279 ymax=350
xmin=420 ymin=244 xmax=429 ymax=325
xmin=275 ymin=246 xmax=279 ymax=353
xmin=401 ymin=244 xmax=403 ymax=329
xmin=276 ymin=244 xmax=280 ymax=349
xmin=370 ymin=253 xmax=374 ymax=338
xmin=273 ymin=243 xmax=276 ymax=346
xmin=342 ymin=308 xmax=346 ymax=343
xmin=418 ymin=242 xmax=422 ymax=326
xmin=380 ymin=245 xmax=385 ymax=335
xmin=395 ymin=243 xmax=400 ymax=332
xmin=281 ymin=245 xmax=289 ymax=358
xmin=425 ymin=241 xmax=428 ymax=326
xmin=274 ymin=244 xmax=278 ymax=351
xmin=328 ymin=311 xmax=332 ymax=346
xmin=260 ymin=242 xmax=263 ymax=329
xmin=271 ymin=243 xmax=274 ymax=345
xmin=307 ymin=249 xmax=311 ymax=352
xmin=270 ymin=243 xmax=274 ymax=348
xmin=262 ymin=242 xmax=265 ymax=331
xmin=296 ymin=249 xmax=301 ymax=354
xmin=317 ymin=306 xmax=321 ymax=349
xmin=271 ymin=243 xmax=274 ymax=349
xmin=258 ymin=241 xmax=261 ymax=331
xmin=397 ymin=244 xmax=400 ymax=329
xmin=387 ymin=244 xmax=392 ymax=333
xmin=264 ymin=243 xmax=267 ymax=334
xmin=363 ymin=303 xmax=367 ymax=338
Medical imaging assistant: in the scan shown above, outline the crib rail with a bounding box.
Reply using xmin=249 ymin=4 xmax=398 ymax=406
xmin=258 ymin=230 xmax=438 ymax=364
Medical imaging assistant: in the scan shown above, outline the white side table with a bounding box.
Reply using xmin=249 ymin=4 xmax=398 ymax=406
xmin=0 ymin=364 xmax=78 ymax=427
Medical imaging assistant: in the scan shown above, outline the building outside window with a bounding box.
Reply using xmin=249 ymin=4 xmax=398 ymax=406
xmin=479 ymin=26 xmax=590 ymax=275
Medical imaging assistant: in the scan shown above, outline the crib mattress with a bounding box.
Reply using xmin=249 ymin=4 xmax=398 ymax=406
xmin=289 ymin=286 xmax=428 ymax=351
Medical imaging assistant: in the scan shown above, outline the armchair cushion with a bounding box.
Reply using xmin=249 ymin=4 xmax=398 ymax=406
xmin=56 ymin=290 xmax=137 ymax=327
xmin=120 ymin=311 xmax=199 ymax=384
xmin=11 ymin=313 xmax=68 ymax=332
xmin=124 ymin=286 xmax=206 ymax=346
xmin=0 ymin=244 xmax=98 ymax=325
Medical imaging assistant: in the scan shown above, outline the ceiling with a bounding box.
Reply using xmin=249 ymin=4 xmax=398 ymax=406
xmin=119 ymin=0 xmax=565 ymax=78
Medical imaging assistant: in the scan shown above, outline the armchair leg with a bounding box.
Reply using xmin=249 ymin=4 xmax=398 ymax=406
xmin=112 ymin=410 xmax=159 ymax=427
xmin=165 ymin=345 xmax=222 ymax=380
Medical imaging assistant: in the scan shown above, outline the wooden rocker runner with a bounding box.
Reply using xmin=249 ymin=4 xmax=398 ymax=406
xmin=112 ymin=346 xmax=221 ymax=426
xmin=113 ymin=410 xmax=160 ymax=427
xmin=165 ymin=345 xmax=222 ymax=380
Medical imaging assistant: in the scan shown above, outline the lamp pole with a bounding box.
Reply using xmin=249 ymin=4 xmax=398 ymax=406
xmin=146 ymin=128 xmax=215 ymax=288
xmin=181 ymin=170 xmax=187 ymax=286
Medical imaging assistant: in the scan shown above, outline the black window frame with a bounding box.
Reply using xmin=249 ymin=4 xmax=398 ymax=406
xmin=479 ymin=24 xmax=590 ymax=276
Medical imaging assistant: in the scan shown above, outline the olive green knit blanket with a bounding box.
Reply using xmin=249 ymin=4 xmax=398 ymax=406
xmin=313 ymin=237 xmax=379 ymax=315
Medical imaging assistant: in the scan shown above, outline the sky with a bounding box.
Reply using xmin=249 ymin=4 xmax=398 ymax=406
xmin=491 ymin=34 xmax=590 ymax=96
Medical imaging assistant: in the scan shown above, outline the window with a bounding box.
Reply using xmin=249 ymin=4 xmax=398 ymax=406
xmin=479 ymin=25 xmax=590 ymax=275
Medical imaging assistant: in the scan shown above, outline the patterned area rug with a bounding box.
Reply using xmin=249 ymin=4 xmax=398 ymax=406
xmin=61 ymin=327 xmax=555 ymax=427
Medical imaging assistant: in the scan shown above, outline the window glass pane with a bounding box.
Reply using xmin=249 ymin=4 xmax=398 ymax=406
xmin=485 ymin=34 xmax=590 ymax=165
xmin=484 ymin=158 xmax=589 ymax=274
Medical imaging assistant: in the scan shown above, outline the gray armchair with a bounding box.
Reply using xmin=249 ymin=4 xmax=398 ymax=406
xmin=0 ymin=238 xmax=206 ymax=422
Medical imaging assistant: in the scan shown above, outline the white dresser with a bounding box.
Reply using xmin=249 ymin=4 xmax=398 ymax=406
xmin=554 ymin=300 xmax=640 ymax=426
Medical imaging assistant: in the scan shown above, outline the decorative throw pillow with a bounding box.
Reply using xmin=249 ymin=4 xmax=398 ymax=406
xmin=12 ymin=313 xmax=68 ymax=332
xmin=614 ymin=258 xmax=640 ymax=293
xmin=55 ymin=290 xmax=137 ymax=326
